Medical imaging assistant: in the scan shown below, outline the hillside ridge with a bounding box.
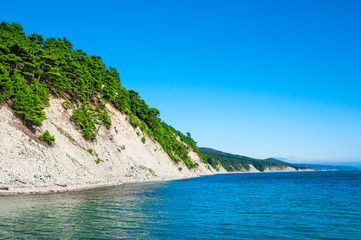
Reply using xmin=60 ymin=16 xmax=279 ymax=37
xmin=199 ymin=147 xmax=313 ymax=172
xmin=0 ymin=22 xmax=311 ymax=195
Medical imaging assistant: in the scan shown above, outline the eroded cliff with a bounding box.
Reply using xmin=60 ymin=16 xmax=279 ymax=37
xmin=0 ymin=98 xmax=223 ymax=195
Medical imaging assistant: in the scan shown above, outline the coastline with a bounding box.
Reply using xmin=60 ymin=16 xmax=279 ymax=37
xmin=0 ymin=175 xmax=203 ymax=196
xmin=0 ymin=97 xmax=313 ymax=197
xmin=0 ymin=168 xmax=314 ymax=196
xmin=0 ymin=100 xmax=217 ymax=197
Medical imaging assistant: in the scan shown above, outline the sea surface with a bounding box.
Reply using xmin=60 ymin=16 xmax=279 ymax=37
xmin=1 ymin=171 xmax=361 ymax=239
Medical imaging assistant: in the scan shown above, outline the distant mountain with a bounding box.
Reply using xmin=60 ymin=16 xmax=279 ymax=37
xmin=265 ymin=158 xmax=360 ymax=171
xmin=199 ymin=148 xmax=309 ymax=172
xmin=200 ymin=148 xmax=361 ymax=173
xmin=265 ymin=158 xmax=292 ymax=164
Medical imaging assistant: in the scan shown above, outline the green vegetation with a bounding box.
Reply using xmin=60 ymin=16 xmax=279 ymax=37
xmin=62 ymin=100 xmax=72 ymax=110
xmin=70 ymin=103 xmax=99 ymax=140
xmin=264 ymin=158 xmax=309 ymax=170
xmin=88 ymin=148 xmax=93 ymax=155
xmin=141 ymin=136 xmax=146 ymax=143
xmin=69 ymin=102 xmax=111 ymax=141
xmin=129 ymin=114 xmax=140 ymax=128
xmin=97 ymin=102 xmax=111 ymax=129
xmin=200 ymin=148 xmax=293 ymax=172
xmin=0 ymin=22 xmax=201 ymax=168
xmin=38 ymin=130 xmax=55 ymax=145
xmin=95 ymin=158 xmax=104 ymax=164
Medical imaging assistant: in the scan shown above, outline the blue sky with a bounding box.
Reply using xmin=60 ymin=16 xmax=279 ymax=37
xmin=3 ymin=0 xmax=361 ymax=164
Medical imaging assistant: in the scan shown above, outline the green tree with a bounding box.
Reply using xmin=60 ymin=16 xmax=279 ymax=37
xmin=70 ymin=103 xmax=99 ymax=140
xmin=0 ymin=21 xmax=203 ymax=168
xmin=39 ymin=130 xmax=55 ymax=145
xmin=0 ymin=64 xmax=13 ymax=99
xmin=12 ymin=73 xmax=46 ymax=126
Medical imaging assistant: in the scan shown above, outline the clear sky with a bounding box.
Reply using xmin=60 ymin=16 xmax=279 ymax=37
xmin=2 ymin=0 xmax=361 ymax=164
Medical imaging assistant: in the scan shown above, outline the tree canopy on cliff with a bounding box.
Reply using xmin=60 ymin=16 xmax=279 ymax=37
xmin=0 ymin=21 xmax=200 ymax=168
xmin=199 ymin=147 xmax=295 ymax=172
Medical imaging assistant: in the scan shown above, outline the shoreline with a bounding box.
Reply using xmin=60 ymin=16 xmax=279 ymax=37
xmin=0 ymin=169 xmax=314 ymax=197
xmin=0 ymin=174 xmax=206 ymax=196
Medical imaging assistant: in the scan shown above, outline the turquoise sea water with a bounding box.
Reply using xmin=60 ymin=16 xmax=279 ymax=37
xmin=1 ymin=171 xmax=361 ymax=239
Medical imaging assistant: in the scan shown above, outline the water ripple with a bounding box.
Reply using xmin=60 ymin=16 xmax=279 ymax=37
xmin=0 ymin=171 xmax=360 ymax=239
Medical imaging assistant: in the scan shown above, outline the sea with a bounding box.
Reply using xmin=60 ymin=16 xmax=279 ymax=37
xmin=0 ymin=171 xmax=360 ymax=239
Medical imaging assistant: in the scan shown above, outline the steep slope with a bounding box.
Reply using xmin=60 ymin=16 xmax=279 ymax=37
xmin=0 ymin=22 xmax=221 ymax=195
xmin=0 ymin=98 xmax=217 ymax=195
xmin=0 ymin=21 xmax=202 ymax=170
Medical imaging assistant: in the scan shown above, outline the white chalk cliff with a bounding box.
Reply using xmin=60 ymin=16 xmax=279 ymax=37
xmin=0 ymin=97 xmax=305 ymax=195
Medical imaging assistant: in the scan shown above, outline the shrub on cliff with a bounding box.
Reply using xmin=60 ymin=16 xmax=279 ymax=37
xmin=70 ymin=103 xmax=99 ymax=141
xmin=39 ymin=130 xmax=55 ymax=145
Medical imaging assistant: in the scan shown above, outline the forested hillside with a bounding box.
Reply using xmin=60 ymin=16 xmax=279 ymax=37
xmin=200 ymin=147 xmax=305 ymax=172
xmin=0 ymin=22 xmax=199 ymax=168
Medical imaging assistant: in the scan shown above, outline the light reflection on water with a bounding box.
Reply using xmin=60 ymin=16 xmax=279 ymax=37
xmin=1 ymin=171 xmax=361 ymax=239
xmin=0 ymin=182 xmax=168 ymax=239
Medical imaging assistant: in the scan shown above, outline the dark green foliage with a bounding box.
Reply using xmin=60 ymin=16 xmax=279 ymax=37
xmin=39 ymin=130 xmax=55 ymax=145
xmin=11 ymin=73 xmax=46 ymax=126
xmin=0 ymin=93 xmax=5 ymax=103
xmin=0 ymin=64 xmax=12 ymax=100
xmin=129 ymin=114 xmax=140 ymax=128
xmin=70 ymin=103 xmax=99 ymax=140
xmin=141 ymin=136 xmax=146 ymax=143
xmin=126 ymin=89 xmax=200 ymax=168
xmin=0 ymin=21 xmax=121 ymax=128
xmin=200 ymin=148 xmax=292 ymax=172
xmin=0 ymin=21 xmax=202 ymax=167
xmin=140 ymin=121 xmax=148 ymax=132
xmin=70 ymin=102 xmax=111 ymax=140
xmin=30 ymin=79 xmax=49 ymax=107
xmin=96 ymin=102 xmax=111 ymax=129
xmin=63 ymin=100 xmax=72 ymax=110
xmin=88 ymin=149 xmax=93 ymax=155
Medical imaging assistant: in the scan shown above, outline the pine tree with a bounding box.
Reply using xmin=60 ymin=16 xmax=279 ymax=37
xmin=12 ymin=73 xmax=46 ymax=126
xmin=0 ymin=21 xmax=201 ymax=168
xmin=0 ymin=64 xmax=13 ymax=99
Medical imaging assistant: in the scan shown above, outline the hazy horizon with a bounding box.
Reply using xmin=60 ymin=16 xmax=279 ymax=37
xmin=3 ymin=0 xmax=361 ymax=164
xmin=200 ymin=147 xmax=361 ymax=167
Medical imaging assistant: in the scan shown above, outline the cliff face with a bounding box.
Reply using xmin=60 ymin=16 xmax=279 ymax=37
xmin=0 ymin=97 xmax=311 ymax=196
xmin=0 ymin=97 xmax=223 ymax=195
